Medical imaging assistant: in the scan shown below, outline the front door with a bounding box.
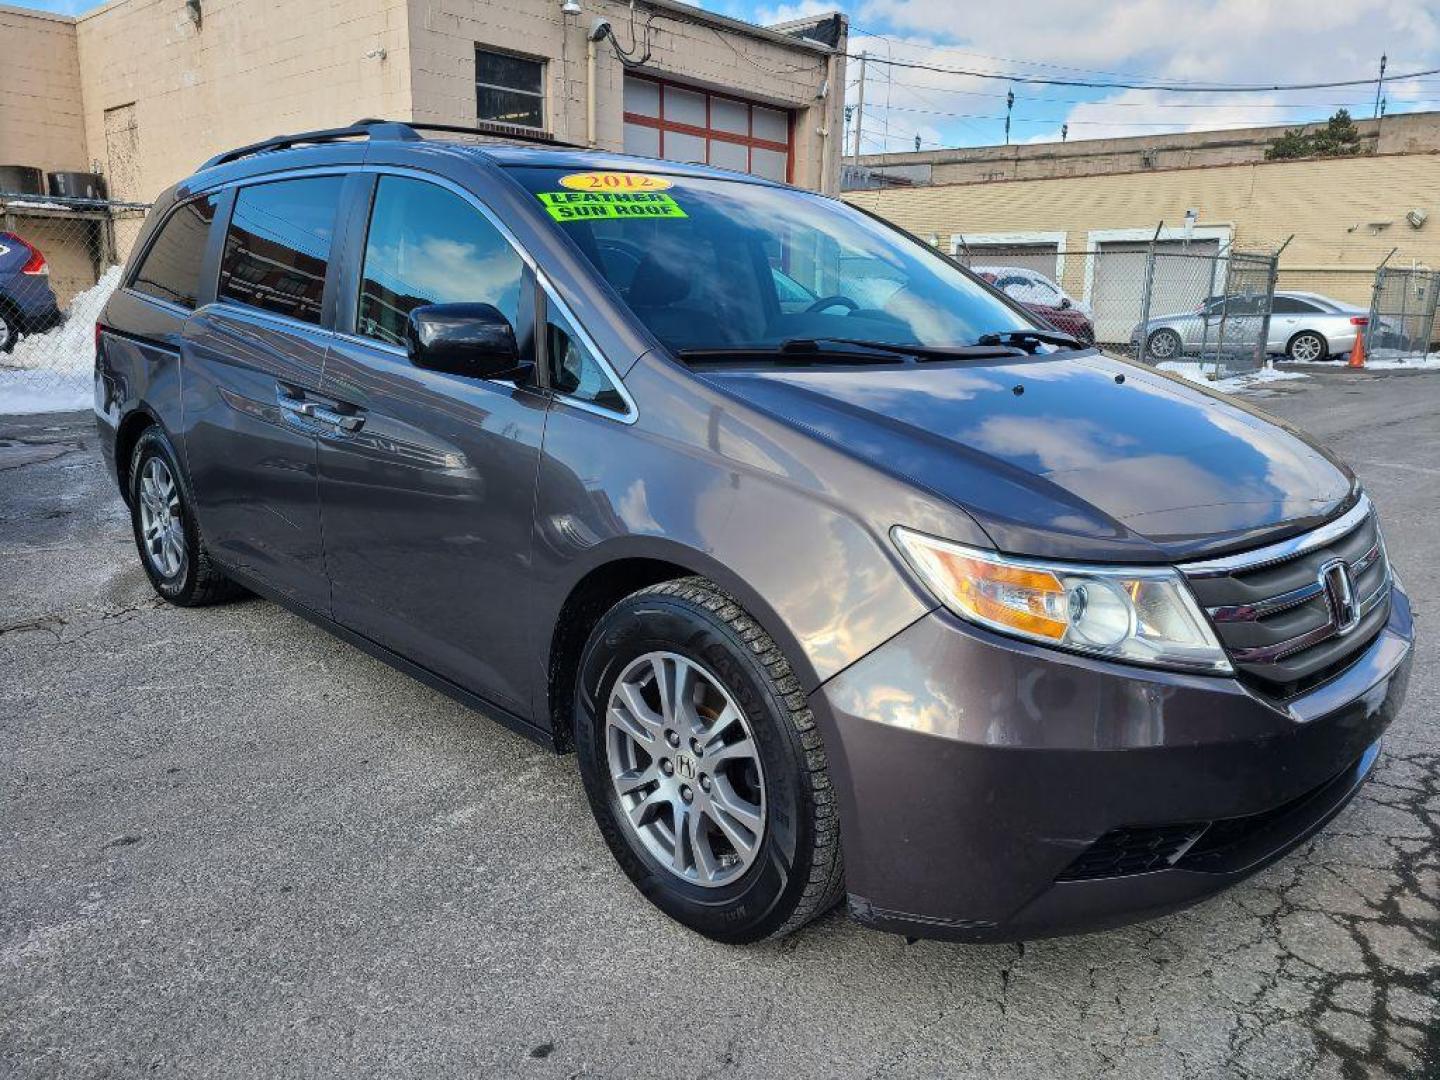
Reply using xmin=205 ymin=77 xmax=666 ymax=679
xmin=182 ymin=175 xmax=347 ymax=613
xmin=317 ymin=174 xmax=548 ymax=715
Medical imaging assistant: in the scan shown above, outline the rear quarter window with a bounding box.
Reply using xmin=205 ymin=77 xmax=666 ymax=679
xmin=129 ymin=195 xmax=218 ymax=309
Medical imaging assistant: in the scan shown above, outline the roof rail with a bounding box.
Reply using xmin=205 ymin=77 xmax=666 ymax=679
xmin=199 ymin=117 xmax=586 ymax=171
xmin=393 ymin=120 xmax=587 ymax=150
xmin=198 ymin=121 xmax=419 ymax=171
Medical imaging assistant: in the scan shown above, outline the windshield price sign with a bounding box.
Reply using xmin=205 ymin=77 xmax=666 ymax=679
xmin=538 ymin=190 xmax=688 ymax=222
xmin=558 ymin=171 xmax=673 ymax=192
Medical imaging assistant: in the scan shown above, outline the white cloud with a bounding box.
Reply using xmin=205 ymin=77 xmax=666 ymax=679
xmin=839 ymin=0 xmax=1440 ymax=148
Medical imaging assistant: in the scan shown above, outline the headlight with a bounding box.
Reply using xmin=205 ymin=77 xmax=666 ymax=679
xmin=892 ymin=527 xmax=1232 ymax=674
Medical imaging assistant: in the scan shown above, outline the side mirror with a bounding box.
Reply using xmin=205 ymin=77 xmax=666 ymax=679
xmin=405 ymin=303 xmax=530 ymax=381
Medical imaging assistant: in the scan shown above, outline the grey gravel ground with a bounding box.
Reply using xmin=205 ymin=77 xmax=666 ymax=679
xmin=2 ymin=369 xmax=1437 ymax=1080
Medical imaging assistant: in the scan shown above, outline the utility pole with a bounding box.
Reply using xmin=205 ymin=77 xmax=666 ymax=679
xmin=1373 ymin=53 xmax=1387 ymax=118
xmin=851 ymin=52 xmax=867 ymax=162
xmin=1005 ymin=89 xmax=1015 ymax=145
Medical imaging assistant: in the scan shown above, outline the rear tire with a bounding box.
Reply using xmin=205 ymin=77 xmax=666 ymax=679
xmin=128 ymin=426 xmax=245 ymax=607
xmin=574 ymin=577 xmax=844 ymax=943
xmin=1287 ymin=331 xmax=1328 ymax=362
xmin=0 ymin=305 xmax=17 ymax=353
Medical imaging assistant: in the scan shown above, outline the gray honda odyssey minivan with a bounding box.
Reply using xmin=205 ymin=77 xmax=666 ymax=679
xmin=95 ymin=120 xmax=1413 ymax=944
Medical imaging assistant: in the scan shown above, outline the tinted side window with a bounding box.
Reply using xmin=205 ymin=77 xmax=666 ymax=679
xmin=547 ymin=304 xmax=624 ymax=413
xmin=357 ymin=176 xmax=524 ymax=348
xmin=130 ymin=195 xmax=218 ymax=308
xmin=218 ymin=176 xmax=344 ymax=325
xmin=1273 ymin=297 xmax=1320 ymax=314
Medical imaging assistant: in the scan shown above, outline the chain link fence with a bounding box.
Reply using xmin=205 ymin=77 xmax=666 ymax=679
xmin=955 ymin=238 xmax=1280 ymax=375
xmin=0 ymin=195 xmax=149 ymax=412
xmin=1364 ymin=265 xmax=1439 ymax=364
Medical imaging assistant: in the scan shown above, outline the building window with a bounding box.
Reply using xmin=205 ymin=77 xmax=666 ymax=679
xmin=476 ymin=47 xmax=544 ymax=129
xmin=623 ymin=75 xmax=792 ymax=183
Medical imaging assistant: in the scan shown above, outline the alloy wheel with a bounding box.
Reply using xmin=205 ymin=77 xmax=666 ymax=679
xmin=1147 ymin=329 xmax=1179 ymax=360
xmin=138 ymin=456 xmax=187 ymax=580
xmin=605 ymin=651 xmax=766 ymax=888
xmin=1290 ymin=333 xmax=1324 ymax=362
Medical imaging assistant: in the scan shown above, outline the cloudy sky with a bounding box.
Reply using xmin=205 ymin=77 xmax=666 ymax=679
xmin=713 ymin=0 xmax=1440 ymax=152
xmin=13 ymin=0 xmax=1440 ymax=151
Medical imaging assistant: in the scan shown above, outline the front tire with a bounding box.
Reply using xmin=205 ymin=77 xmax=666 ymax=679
xmin=128 ymin=426 xmax=244 ymax=606
xmin=1145 ymin=327 xmax=1182 ymax=362
xmin=574 ymin=577 xmax=844 ymax=943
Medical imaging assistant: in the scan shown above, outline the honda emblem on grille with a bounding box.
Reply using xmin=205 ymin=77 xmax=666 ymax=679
xmin=1319 ymin=559 xmax=1360 ymax=635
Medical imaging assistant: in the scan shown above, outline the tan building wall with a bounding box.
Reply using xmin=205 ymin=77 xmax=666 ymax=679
xmin=1 ymin=0 xmax=841 ymax=309
xmin=0 ymin=5 xmax=90 ymax=177
xmin=4 ymin=0 xmax=840 ymax=207
xmin=854 ymin=111 xmax=1440 ymax=187
xmin=405 ymin=0 xmax=844 ymax=192
xmin=844 ymin=154 xmax=1440 ymax=307
xmin=74 ymin=0 xmax=414 ymax=204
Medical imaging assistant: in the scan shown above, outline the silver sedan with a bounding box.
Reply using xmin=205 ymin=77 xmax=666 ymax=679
xmin=1131 ymin=291 xmax=1368 ymax=362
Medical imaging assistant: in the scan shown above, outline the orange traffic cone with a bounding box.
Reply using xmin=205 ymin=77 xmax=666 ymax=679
xmin=1349 ymin=328 xmax=1367 ymax=368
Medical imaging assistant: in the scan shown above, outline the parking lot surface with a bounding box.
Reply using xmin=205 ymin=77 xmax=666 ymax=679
xmin=3 ymin=370 xmax=1437 ymax=1079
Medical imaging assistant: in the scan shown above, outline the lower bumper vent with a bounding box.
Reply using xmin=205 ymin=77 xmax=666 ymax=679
xmin=1056 ymin=823 xmax=1209 ymax=882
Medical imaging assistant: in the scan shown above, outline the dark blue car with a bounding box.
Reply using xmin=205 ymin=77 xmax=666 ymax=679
xmin=0 ymin=231 xmax=64 ymax=352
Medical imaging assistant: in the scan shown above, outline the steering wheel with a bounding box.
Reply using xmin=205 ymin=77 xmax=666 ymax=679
xmin=805 ymin=295 xmax=859 ymax=314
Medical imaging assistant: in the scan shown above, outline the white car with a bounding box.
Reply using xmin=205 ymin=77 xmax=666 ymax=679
xmin=969 ymin=264 xmax=1091 ymax=316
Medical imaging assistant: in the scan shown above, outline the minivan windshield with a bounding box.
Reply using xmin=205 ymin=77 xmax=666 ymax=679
xmin=505 ymin=166 xmax=1035 ymax=356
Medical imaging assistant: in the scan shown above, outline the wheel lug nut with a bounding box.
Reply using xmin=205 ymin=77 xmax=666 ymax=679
xmin=660 ymin=759 xmax=674 ymax=776
xmin=666 ymin=730 xmax=680 ymax=748
xmin=690 ymin=738 xmax=703 ymax=755
xmin=680 ymin=785 xmax=693 ymax=803
xmin=699 ymin=774 xmax=711 ymax=792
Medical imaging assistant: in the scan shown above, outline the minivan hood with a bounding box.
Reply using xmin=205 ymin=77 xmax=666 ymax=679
xmin=701 ymin=350 xmax=1355 ymax=563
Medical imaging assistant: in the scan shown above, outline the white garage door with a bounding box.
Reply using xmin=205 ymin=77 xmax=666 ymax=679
xmin=960 ymin=243 xmax=1060 ymax=280
xmin=1090 ymin=239 xmax=1219 ymax=345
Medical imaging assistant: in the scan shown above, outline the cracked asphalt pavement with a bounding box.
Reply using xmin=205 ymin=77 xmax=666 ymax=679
xmin=2 ymin=370 xmax=1437 ymax=1079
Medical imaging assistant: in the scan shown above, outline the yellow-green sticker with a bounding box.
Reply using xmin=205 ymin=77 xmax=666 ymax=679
xmin=537 ymin=190 xmax=687 ymax=222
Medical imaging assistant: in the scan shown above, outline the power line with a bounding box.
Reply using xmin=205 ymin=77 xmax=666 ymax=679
xmin=846 ymin=53 xmax=1440 ymax=93
xmin=846 ymin=25 xmax=1229 ymax=84
xmin=873 ymin=99 xmax=1438 ymax=128
xmin=875 ymin=76 xmax=1410 ymax=110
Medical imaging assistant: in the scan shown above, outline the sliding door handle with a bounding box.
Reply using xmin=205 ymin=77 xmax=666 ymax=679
xmin=309 ymin=404 xmax=365 ymax=433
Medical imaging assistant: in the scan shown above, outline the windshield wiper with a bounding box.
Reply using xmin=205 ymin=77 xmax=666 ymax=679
xmin=678 ymin=337 xmax=1028 ymax=365
xmin=975 ymin=328 xmax=1084 ymax=351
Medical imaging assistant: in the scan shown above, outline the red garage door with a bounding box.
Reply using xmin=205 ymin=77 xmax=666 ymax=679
xmin=622 ymin=74 xmax=792 ymax=183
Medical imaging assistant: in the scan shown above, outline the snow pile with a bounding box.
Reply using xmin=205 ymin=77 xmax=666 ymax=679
xmin=1356 ymin=350 xmax=1440 ymax=371
xmin=0 ymin=266 xmax=121 ymax=414
xmin=1157 ymin=361 xmax=1308 ymax=394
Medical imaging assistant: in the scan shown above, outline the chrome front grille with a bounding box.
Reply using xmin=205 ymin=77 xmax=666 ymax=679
xmin=1181 ymin=496 xmax=1392 ymax=694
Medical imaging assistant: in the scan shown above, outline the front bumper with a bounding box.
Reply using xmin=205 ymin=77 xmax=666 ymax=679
xmin=815 ymin=584 xmax=1413 ymax=942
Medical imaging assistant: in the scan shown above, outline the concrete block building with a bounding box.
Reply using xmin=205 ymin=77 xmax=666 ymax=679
xmin=1 ymin=0 xmax=847 ymax=204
